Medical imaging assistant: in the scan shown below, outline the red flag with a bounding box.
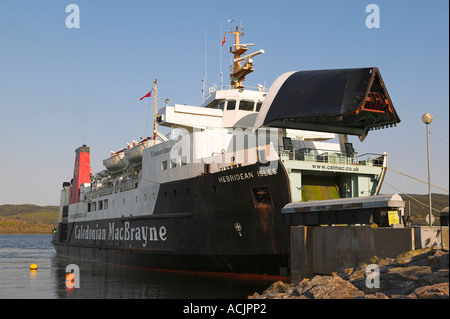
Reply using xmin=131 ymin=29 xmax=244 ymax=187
xmin=139 ymin=90 xmax=152 ymax=100
xmin=221 ymin=35 xmax=226 ymax=46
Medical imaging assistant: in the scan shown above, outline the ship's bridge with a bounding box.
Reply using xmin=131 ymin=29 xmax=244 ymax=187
xmin=158 ymin=88 xmax=267 ymax=130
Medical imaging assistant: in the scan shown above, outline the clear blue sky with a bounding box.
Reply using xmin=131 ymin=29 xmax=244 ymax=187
xmin=0 ymin=0 xmax=448 ymax=205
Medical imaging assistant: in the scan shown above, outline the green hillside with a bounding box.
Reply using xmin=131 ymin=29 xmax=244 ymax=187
xmin=399 ymin=193 xmax=449 ymax=225
xmin=0 ymin=204 xmax=59 ymax=234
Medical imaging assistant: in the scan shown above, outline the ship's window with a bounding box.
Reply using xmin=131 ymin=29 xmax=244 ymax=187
xmin=206 ymin=101 xmax=225 ymax=110
xmin=256 ymin=102 xmax=262 ymax=112
xmin=180 ymin=156 xmax=188 ymax=166
xmin=98 ymin=200 xmax=103 ymax=210
xmin=283 ymin=137 xmax=292 ymax=151
xmin=135 ymin=196 xmax=138 ymax=203
xmin=239 ymin=100 xmax=255 ymax=111
xmin=92 ymin=202 xmax=97 ymax=211
xmin=161 ymin=160 xmax=168 ymax=170
xmin=185 ymin=188 xmax=190 ymax=196
xmin=104 ymin=199 xmax=108 ymax=210
xmin=87 ymin=203 xmax=91 ymax=212
xmin=170 ymin=159 xmax=177 ymax=168
xmin=164 ymin=191 xmax=167 ymax=199
xmin=62 ymin=206 xmax=68 ymax=218
xmin=173 ymin=189 xmax=177 ymax=197
xmin=227 ymin=100 xmax=236 ymax=110
xmin=144 ymin=194 xmax=147 ymax=202
xmin=211 ymin=185 xmax=217 ymax=193
xmin=123 ymin=198 xmax=125 ymax=205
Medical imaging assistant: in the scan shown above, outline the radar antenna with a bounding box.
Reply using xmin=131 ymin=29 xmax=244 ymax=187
xmin=225 ymin=24 xmax=264 ymax=89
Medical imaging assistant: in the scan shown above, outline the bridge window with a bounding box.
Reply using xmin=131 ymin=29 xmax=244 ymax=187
xmin=206 ymin=101 xmax=225 ymax=110
xmin=239 ymin=100 xmax=255 ymax=111
xmin=226 ymin=100 xmax=236 ymax=110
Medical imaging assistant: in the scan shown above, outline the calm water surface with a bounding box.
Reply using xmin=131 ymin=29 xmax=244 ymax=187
xmin=0 ymin=235 xmax=270 ymax=299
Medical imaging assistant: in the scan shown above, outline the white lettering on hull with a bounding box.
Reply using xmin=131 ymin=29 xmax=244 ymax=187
xmin=217 ymin=168 xmax=277 ymax=183
xmin=75 ymin=221 xmax=167 ymax=247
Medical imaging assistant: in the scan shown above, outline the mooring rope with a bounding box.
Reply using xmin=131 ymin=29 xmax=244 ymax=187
xmin=383 ymin=180 xmax=441 ymax=213
xmin=386 ymin=167 xmax=448 ymax=193
xmin=430 ymin=130 xmax=449 ymax=145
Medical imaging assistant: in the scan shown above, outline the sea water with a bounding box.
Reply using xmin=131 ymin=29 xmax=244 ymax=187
xmin=0 ymin=235 xmax=269 ymax=299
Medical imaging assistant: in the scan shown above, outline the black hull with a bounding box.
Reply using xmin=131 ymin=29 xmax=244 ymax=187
xmin=52 ymin=242 xmax=287 ymax=276
xmin=53 ymin=161 xmax=291 ymax=276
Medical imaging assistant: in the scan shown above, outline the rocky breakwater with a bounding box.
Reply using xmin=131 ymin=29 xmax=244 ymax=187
xmin=249 ymin=248 xmax=449 ymax=299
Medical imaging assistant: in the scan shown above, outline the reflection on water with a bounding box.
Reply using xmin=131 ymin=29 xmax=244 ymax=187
xmin=0 ymin=235 xmax=270 ymax=299
xmin=52 ymin=255 xmax=270 ymax=299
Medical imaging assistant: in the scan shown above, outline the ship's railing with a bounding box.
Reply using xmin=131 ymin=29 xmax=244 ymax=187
xmin=85 ymin=186 xmax=112 ymax=201
xmin=118 ymin=179 xmax=138 ymax=192
xmin=355 ymin=153 xmax=385 ymax=167
xmin=278 ymin=147 xmax=384 ymax=167
xmin=85 ymin=179 xmax=138 ymax=200
xmin=209 ymin=84 xmax=267 ymax=93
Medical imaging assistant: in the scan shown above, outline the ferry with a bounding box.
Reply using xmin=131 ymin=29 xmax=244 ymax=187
xmin=52 ymin=25 xmax=400 ymax=278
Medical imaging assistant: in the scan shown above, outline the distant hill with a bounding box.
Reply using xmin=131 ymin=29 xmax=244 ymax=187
xmin=0 ymin=193 xmax=448 ymax=234
xmin=0 ymin=204 xmax=59 ymax=234
xmin=399 ymin=193 xmax=449 ymax=225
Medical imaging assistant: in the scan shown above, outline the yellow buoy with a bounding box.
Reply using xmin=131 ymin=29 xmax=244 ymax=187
xmin=30 ymin=263 xmax=38 ymax=271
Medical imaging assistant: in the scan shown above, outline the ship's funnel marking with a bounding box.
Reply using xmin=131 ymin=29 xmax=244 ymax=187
xmin=69 ymin=145 xmax=91 ymax=204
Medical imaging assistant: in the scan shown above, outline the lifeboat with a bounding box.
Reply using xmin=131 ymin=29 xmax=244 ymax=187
xmin=124 ymin=138 xmax=160 ymax=167
xmin=103 ymin=150 xmax=129 ymax=174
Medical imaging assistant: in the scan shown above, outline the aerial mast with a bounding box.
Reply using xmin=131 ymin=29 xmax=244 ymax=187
xmin=225 ymin=24 xmax=264 ymax=89
xmin=153 ymin=79 xmax=157 ymax=140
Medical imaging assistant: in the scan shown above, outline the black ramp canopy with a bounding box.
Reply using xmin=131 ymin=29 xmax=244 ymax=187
xmin=253 ymin=67 xmax=400 ymax=137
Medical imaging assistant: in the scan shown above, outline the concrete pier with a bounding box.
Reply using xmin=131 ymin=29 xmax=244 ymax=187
xmin=290 ymin=225 xmax=449 ymax=280
xmin=413 ymin=225 xmax=449 ymax=250
xmin=284 ymin=194 xmax=449 ymax=280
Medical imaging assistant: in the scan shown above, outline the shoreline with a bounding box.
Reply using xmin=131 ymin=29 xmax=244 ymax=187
xmin=249 ymin=248 xmax=449 ymax=299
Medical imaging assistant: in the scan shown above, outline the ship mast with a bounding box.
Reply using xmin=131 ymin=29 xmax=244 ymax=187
xmin=226 ymin=25 xmax=264 ymax=89
xmin=153 ymin=79 xmax=157 ymax=140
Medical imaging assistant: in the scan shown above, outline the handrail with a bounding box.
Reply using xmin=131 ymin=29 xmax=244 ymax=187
xmin=279 ymin=147 xmax=384 ymax=167
xmin=86 ymin=178 xmax=139 ymax=200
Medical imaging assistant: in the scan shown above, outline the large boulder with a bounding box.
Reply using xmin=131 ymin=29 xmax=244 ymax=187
xmin=293 ymin=275 xmax=365 ymax=299
xmin=250 ymin=249 xmax=449 ymax=299
xmin=408 ymin=283 xmax=449 ymax=299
